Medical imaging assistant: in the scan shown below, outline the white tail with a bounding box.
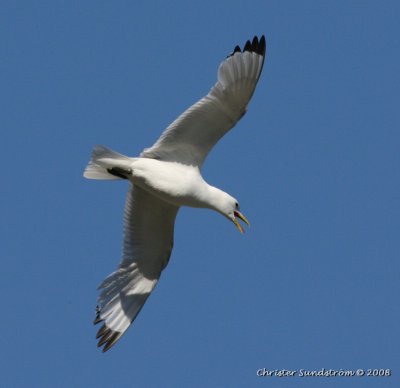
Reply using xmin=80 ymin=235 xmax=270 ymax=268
xmin=83 ymin=145 xmax=132 ymax=180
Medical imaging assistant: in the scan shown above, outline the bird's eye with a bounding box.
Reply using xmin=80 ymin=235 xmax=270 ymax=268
xmin=235 ymin=202 xmax=239 ymax=209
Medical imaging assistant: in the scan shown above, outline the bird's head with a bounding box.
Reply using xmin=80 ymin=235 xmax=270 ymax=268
xmin=220 ymin=196 xmax=250 ymax=234
xmin=208 ymin=188 xmax=250 ymax=233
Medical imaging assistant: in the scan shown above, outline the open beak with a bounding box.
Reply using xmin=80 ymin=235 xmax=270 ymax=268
xmin=233 ymin=210 xmax=250 ymax=234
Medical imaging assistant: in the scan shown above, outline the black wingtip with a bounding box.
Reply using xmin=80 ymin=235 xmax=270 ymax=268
xmin=94 ymin=306 xmax=123 ymax=352
xmin=250 ymin=36 xmax=259 ymax=52
xmin=102 ymin=332 xmax=122 ymax=352
xmin=93 ymin=314 xmax=102 ymax=325
xmin=95 ymin=322 xmax=123 ymax=352
xmin=96 ymin=324 xmax=108 ymax=339
xmin=228 ymin=35 xmax=266 ymax=58
xmin=243 ymin=40 xmax=252 ymax=52
xmin=97 ymin=328 xmax=114 ymax=347
xmin=259 ymin=35 xmax=266 ymax=57
xmin=93 ymin=305 xmax=102 ymax=325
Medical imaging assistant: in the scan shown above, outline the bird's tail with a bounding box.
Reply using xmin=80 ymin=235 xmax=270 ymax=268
xmin=83 ymin=145 xmax=133 ymax=180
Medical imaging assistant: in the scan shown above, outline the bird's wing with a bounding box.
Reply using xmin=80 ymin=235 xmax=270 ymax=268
xmin=94 ymin=185 xmax=179 ymax=352
xmin=141 ymin=35 xmax=266 ymax=168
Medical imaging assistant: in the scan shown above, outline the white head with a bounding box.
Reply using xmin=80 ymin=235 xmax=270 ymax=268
xmin=210 ymin=189 xmax=250 ymax=233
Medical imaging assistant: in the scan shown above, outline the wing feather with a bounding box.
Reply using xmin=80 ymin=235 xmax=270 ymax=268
xmin=94 ymin=185 xmax=179 ymax=352
xmin=141 ymin=35 xmax=266 ymax=167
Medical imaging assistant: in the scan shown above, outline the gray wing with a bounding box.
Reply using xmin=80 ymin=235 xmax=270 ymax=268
xmin=141 ymin=35 xmax=266 ymax=168
xmin=94 ymin=185 xmax=179 ymax=352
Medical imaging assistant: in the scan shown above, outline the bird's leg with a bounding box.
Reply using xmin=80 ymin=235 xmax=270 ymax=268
xmin=107 ymin=167 xmax=132 ymax=179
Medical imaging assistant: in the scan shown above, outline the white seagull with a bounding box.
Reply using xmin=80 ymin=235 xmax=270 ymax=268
xmin=84 ymin=35 xmax=266 ymax=352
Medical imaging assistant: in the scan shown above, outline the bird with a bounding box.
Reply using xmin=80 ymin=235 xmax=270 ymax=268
xmin=84 ymin=35 xmax=266 ymax=352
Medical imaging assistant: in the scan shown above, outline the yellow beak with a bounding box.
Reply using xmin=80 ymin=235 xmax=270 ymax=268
xmin=233 ymin=211 xmax=250 ymax=234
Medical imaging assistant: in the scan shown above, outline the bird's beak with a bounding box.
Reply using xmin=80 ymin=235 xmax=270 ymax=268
xmin=233 ymin=210 xmax=250 ymax=234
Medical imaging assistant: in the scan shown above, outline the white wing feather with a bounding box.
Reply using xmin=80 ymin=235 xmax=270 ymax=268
xmin=94 ymin=185 xmax=179 ymax=351
xmin=141 ymin=36 xmax=266 ymax=167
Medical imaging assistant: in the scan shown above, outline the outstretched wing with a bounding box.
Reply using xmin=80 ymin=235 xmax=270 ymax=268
xmin=141 ymin=35 xmax=266 ymax=167
xmin=94 ymin=185 xmax=179 ymax=352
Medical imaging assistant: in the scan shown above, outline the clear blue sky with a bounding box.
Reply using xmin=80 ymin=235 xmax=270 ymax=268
xmin=1 ymin=1 xmax=399 ymax=387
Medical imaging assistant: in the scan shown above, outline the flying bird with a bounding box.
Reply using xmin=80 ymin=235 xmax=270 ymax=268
xmin=84 ymin=35 xmax=266 ymax=352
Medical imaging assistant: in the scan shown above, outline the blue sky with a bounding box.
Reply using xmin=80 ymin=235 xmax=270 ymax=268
xmin=1 ymin=1 xmax=399 ymax=387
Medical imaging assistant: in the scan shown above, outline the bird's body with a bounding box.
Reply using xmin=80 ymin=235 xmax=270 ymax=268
xmin=127 ymin=159 xmax=214 ymax=208
xmin=84 ymin=35 xmax=266 ymax=351
xmin=93 ymin=153 xmax=235 ymax=210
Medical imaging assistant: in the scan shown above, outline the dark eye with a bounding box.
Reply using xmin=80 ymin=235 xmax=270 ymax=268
xmin=235 ymin=202 xmax=239 ymax=209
